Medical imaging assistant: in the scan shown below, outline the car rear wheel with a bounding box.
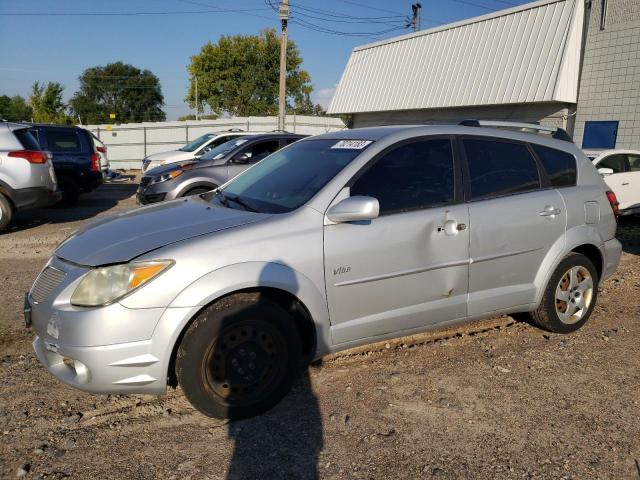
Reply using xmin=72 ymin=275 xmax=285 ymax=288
xmin=176 ymin=293 xmax=302 ymax=419
xmin=0 ymin=194 xmax=13 ymax=231
xmin=529 ymin=253 xmax=598 ymax=333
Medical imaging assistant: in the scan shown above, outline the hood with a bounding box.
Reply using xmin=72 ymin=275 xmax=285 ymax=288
xmin=145 ymin=150 xmax=196 ymax=162
xmin=55 ymin=198 xmax=266 ymax=266
xmin=144 ymin=160 xmax=198 ymax=178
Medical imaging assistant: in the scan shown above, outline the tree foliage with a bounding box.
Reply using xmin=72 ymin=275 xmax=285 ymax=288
xmin=177 ymin=113 xmax=219 ymax=121
xmin=0 ymin=95 xmax=32 ymax=122
xmin=186 ymin=29 xmax=323 ymax=117
xmin=29 ymin=82 xmax=72 ymax=124
xmin=69 ymin=62 xmax=165 ymax=124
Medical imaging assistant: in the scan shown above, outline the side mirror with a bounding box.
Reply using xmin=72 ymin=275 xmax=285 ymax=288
xmin=598 ymin=167 xmax=614 ymax=176
xmin=233 ymin=152 xmax=251 ymax=164
xmin=326 ymin=196 xmax=379 ymax=224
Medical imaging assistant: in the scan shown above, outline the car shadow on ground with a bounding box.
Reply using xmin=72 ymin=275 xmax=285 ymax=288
xmin=617 ymin=216 xmax=640 ymax=255
xmin=4 ymin=182 xmax=139 ymax=234
xmin=226 ymin=369 xmax=323 ymax=480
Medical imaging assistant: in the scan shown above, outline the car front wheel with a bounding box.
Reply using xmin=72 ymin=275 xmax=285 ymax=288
xmin=176 ymin=293 xmax=302 ymax=419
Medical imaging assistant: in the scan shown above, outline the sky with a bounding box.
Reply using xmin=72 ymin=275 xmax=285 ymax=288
xmin=0 ymin=0 xmax=532 ymax=120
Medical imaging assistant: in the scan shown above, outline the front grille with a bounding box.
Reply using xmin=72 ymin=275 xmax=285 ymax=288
xmin=139 ymin=176 xmax=152 ymax=187
xmin=30 ymin=266 xmax=66 ymax=303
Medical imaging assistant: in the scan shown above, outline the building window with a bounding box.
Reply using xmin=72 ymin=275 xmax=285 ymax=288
xmin=582 ymin=121 xmax=618 ymax=149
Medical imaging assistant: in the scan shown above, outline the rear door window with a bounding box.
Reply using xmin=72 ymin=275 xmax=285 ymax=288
xmin=46 ymin=129 xmax=82 ymax=153
xmin=14 ymin=128 xmax=41 ymax=151
xmin=463 ymin=139 xmax=540 ymax=200
xmin=531 ymin=145 xmax=577 ymax=187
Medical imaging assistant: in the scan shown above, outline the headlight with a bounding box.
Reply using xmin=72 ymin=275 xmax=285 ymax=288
xmin=71 ymin=260 xmax=173 ymax=307
xmin=149 ymin=169 xmax=183 ymax=185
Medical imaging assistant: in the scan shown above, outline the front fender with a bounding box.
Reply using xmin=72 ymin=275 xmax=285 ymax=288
xmin=160 ymin=261 xmax=331 ymax=354
xmin=532 ymin=224 xmax=606 ymax=306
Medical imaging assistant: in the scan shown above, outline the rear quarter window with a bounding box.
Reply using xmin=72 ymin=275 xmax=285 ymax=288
xmin=14 ymin=128 xmax=41 ymax=151
xmin=531 ymin=145 xmax=577 ymax=187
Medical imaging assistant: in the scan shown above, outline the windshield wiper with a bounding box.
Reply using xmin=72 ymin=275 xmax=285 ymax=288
xmin=225 ymin=193 xmax=258 ymax=212
xmin=215 ymin=191 xmax=230 ymax=208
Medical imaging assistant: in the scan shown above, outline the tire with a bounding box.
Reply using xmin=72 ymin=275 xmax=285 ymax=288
xmin=56 ymin=177 xmax=80 ymax=207
xmin=0 ymin=194 xmax=13 ymax=232
xmin=529 ymin=253 xmax=598 ymax=334
xmin=183 ymin=187 xmax=212 ymax=197
xmin=176 ymin=293 xmax=302 ymax=420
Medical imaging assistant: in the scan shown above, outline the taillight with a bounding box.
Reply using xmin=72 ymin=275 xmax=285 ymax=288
xmin=606 ymin=190 xmax=620 ymax=221
xmin=8 ymin=150 xmax=47 ymax=164
xmin=90 ymin=153 xmax=99 ymax=172
xmin=96 ymin=146 xmax=106 ymax=153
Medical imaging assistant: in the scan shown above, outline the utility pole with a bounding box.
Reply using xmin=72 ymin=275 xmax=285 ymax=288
xmin=195 ymin=76 xmax=199 ymax=121
xmin=278 ymin=0 xmax=289 ymax=131
xmin=410 ymin=3 xmax=422 ymax=32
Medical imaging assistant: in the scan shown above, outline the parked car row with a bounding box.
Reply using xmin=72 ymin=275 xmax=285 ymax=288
xmin=137 ymin=131 xmax=307 ymax=204
xmin=26 ymin=120 xmax=623 ymax=420
xmin=0 ymin=120 xmax=110 ymax=231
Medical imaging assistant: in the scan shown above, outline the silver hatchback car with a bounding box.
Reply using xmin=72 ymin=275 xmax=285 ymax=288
xmin=26 ymin=122 xmax=621 ymax=419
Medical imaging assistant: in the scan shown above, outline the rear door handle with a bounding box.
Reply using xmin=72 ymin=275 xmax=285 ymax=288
xmin=539 ymin=206 xmax=561 ymax=217
xmin=622 ymin=182 xmax=630 ymax=186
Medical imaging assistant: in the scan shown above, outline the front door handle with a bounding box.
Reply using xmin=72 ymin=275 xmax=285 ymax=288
xmin=622 ymin=182 xmax=630 ymax=186
xmin=437 ymin=219 xmax=462 ymax=236
xmin=539 ymin=205 xmax=561 ymax=218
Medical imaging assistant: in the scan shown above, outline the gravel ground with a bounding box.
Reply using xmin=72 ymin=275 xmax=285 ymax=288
xmin=1 ymin=180 xmax=639 ymax=479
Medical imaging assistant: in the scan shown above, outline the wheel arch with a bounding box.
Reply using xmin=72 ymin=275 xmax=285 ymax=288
xmin=162 ymin=261 xmax=330 ymax=387
xmin=533 ymin=225 xmax=607 ymax=307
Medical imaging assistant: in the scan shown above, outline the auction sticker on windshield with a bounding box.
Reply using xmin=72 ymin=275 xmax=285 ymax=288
xmin=331 ymin=140 xmax=373 ymax=149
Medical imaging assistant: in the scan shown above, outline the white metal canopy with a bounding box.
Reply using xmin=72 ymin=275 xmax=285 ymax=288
xmin=327 ymin=0 xmax=584 ymax=115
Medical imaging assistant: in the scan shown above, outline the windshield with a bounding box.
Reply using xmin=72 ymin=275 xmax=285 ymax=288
xmin=217 ymin=138 xmax=372 ymax=213
xmin=200 ymin=137 xmax=248 ymax=161
xmin=179 ymin=134 xmax=214 ymax=152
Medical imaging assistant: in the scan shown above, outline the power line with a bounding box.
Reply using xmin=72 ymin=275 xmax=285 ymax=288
xmin=0 ymin=7 xmax=271 ymax=17
xmin=178 ymin=0 xmax=275 ymax=21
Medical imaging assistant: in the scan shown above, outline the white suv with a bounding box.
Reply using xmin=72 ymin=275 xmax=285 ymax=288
xmin=142 ymin=129 xmax=257 ymax=173
xmin=588 ymin=149 xmax=640 ymax=215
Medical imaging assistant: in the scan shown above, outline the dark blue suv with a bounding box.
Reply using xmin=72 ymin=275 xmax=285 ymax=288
xmin=30 ymin=124 xmax=103 ymax=206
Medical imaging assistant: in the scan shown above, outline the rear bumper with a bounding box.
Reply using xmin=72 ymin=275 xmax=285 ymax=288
xmin=602 ymin=237 xmax=622 ymax=282
xmin=12 ymin=186 xmax=62 ymax=211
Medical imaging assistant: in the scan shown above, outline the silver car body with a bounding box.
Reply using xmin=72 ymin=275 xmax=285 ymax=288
xmin=28 ymin=125 xmax=621 ymax=395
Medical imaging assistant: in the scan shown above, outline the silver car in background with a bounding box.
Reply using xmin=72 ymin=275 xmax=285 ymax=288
xmin=26 ymin=122 xmax=621 ymax=419
xmin=141 ymin=129 xmax=254 ymax=173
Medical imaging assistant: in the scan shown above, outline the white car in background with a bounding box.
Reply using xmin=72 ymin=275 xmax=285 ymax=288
xmin=588 ymin=149 xmax=640 ymax=216
xmin=142 ymin=129 xmax=257 ymax=173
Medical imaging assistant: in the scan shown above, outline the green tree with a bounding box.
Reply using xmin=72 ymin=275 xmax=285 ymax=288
xmin=186 ymin=29 xmax=321 ymax=117
xmin=177 ymin=113 xmax=219 ymax=121
xmin=29 ymin=82 xmax=71 ymax=124
xmin=69 ymin=62 xmax=165 ymax=124
xmin=0 ymin=95 xmax=33 ymax=122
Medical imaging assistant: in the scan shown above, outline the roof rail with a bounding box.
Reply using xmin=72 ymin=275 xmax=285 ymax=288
xmin=458 ymin=119 xmax=573 ymax=142
xmin=270 ymin=129 xmax=290 ymax=133
xmin=226 ymin=128 xmax=244 ymax=132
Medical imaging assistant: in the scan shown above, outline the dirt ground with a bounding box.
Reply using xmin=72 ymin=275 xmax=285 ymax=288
xmin=1 ymin=181 xmax=639 ymax=480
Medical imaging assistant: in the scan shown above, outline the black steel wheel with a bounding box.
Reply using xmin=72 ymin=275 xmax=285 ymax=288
xmin=176 ymin=293 xmax=302 ymax=419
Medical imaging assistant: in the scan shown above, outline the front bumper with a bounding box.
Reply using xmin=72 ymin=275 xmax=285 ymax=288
xmin=25 ymin=255 xmax=199 ymax=395
xmin=32 ymin=335 xmax=166 ymax=394
xmin=136 ymin=189 xmax=167 ymax=205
